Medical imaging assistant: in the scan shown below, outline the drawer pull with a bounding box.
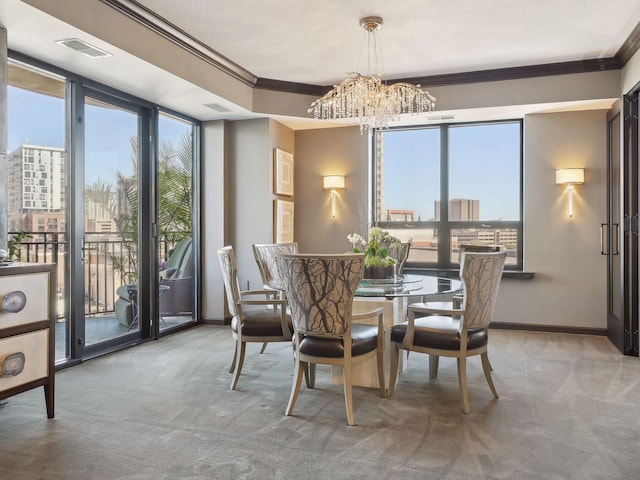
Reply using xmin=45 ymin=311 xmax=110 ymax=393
xmin=0 ymin=291 xmax=27 ymax=313
xmin=0 ymin=352 xmax=25 ymax=377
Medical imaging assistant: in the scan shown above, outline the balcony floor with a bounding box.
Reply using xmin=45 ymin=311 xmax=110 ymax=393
xmin=54 ymin=314 xmax=193 ymax=361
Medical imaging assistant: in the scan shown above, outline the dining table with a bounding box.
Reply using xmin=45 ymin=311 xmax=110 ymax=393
xmin=331 ymin=273 xmax=462 ymax=389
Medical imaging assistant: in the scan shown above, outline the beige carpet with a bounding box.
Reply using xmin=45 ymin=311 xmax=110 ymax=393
xmin=1 ymin=325 xmax=639 ymax=479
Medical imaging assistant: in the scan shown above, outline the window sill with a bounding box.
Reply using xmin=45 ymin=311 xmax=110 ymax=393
xmin=404 ymin=267 xmax=534 ymax=280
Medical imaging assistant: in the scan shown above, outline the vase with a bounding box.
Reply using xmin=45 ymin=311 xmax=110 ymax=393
xmin=364 ymin=265 xmax=395 ymax=279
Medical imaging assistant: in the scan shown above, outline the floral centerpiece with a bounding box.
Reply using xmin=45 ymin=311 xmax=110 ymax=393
xmin=347 ymin=227 xmax=401 ymax=279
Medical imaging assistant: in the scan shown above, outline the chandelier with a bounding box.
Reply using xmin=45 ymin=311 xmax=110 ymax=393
xmin=308 ymin=16 xmax=436 ymax=133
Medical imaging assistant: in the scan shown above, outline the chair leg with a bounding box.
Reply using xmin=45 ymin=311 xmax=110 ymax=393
xmin=230 ymin=341 xmax=246 ymax=390
xmin=304 ymin=362 xmax=316 ymax=389
xmin=429 ymin=354 xmax=439 ymax=379
xmin=285 ymin=355 xmax=305 ymax=417
xmin=259 ymin=342 xmax=268 ymax=354
xmin=388 ymin=343 xmax=400 ymax=397
xmin=228 ymin=341 xmax=237 ymax=374
xmin=343 ymin=363 xmax=355 ymax=426
xmin=376 ymin=345 xmax=386 ymax=398
xmin=457 ymin=357 xmax=471 ymax=414
xmin=481 ymin=352 xmax=499 ymax=399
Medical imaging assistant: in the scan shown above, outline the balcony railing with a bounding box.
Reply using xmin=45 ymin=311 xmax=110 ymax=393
xmin=7 ymin=231 xmax=181 ymax=319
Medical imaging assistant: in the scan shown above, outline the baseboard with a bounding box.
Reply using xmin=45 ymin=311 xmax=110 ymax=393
xmin=201 ymin=316 xmax=231 ymax=326
xmin=490 ymin=322 xmax=607 ymax=336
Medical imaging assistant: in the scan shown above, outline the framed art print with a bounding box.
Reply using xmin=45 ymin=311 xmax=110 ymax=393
xmin=274 ymin=199 xmax=294 ymax=243
xmin=274 ymin=148 xmax=294 ymax=196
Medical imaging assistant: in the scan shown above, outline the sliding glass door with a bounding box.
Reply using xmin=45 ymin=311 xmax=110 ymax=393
xmin=82 ymin=94 xmax=144 ymax=347
xmin=157 ymin=113 xmax=195 ymax=332
xmin=7 ymin=54 xmax=200 ymax=363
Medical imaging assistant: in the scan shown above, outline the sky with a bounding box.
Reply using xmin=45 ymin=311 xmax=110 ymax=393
xmin=382 ymin=122 xmax=521 ymax=221
xmin=9 ymin=84 xmax=520 ymax=221
xmin=8 ymin=86 xmax=190 ymax=186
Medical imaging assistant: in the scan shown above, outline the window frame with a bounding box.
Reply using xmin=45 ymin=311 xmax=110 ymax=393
xmin=373 ymin=120 xmax=524 ymax=271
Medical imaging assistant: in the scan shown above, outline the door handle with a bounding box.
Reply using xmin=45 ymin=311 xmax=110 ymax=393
xmin=600 ymin=224 xmax=607 ymax=255
xmin=613 ymin=223 xmax=620 ymax=255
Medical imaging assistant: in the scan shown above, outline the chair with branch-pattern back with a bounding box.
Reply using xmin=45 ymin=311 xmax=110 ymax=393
xmin=388 ymin=251 xmax=507 ymax=413
xmin=276 ymin=253 xmax=385 ymax=426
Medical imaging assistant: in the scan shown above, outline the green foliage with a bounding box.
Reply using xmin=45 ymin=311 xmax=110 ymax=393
xmin=7 ymin=231 xmax=32 ymax=260
xmin=347 ymin=227 xmax=400 ymax=268
xmin=89 ymin=132 xmax=193 ymax=284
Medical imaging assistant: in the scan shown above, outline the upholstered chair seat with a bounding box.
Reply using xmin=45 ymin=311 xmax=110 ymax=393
xmin=230 ymin=309 xmax=293 ymax=337
xmin=391 ymin=318 xmax=487 ymax=351
xmin=298 ymin=323 xmax=379 ymax=358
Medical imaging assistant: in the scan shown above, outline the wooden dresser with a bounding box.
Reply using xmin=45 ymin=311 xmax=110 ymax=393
xmin=0 ymin=263 xmax=56 ymax=418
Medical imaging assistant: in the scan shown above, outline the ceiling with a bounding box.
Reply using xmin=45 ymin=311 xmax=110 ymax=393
xmin=134 ymin=0 xmax=640 ymax=85
xmin=1 ymin=0 xmax=640 ymax=128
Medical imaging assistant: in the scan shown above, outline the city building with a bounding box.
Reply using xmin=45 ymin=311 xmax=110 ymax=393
xmin=434 ymin=198 xmax=480 ymax=221
xmin=6 ymin=143 xmax=65 ymax=233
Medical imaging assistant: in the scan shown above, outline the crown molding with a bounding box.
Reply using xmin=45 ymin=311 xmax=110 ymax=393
xmin=616 ymin=20 xmax=640 ymax=65
xmin=99 ymin=0 xmax=257 ymax=87
xmin=254 ymin=58 xmax=622 ymax=95
xmin=100 ymin=1 xmax=639 ymax=96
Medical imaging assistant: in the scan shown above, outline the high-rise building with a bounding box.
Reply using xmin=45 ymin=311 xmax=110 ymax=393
xmin=7 ymin=144 xmax=65 ymax=232
xmin=434 ymin=198 xmax=480 ymax=221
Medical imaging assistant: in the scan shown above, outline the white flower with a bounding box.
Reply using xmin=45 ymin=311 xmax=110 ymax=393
xmin=347 ymin=233 xmax=366 ymax=250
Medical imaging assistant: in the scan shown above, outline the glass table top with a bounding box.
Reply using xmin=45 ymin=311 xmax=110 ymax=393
xmin=355 ymin=274 xmax=461 ymax=298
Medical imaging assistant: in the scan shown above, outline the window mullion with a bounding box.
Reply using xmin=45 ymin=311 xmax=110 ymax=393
xmin=440 ymin=125 xmax=450 ymax=269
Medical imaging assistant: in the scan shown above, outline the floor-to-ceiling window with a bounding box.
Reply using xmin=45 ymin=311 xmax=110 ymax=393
xmin=7 ymin=54 xmax=200 ymax=364
xmin=157 ymin=112 xmax=196 ymax=333
xmin=6 ymin=61 xmax=67 ymax=361
xmin=374 ymin=121 xmax=523 ymax=270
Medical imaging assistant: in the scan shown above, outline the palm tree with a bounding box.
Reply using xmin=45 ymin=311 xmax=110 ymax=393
xmin=88 ymin=132 xmax=192 ymax=284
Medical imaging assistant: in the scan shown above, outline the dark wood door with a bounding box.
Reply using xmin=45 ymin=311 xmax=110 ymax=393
xmin=606 ymin=103 xmax=624 ymax=353
xmin=610 ymin=89 xmax=640 ymax=356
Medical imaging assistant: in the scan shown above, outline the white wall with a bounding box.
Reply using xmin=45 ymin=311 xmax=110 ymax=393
xmin=201 ymin=120 xmax=226 ymax=321
xmin=493 ymin=110 xmax=607 ymax=329
xmin=293 ymin=110 xmax=608 ymax=330
xmin=295 ymin=126 xmax=369 ymax=254
xmin=202 ymin=118 xmax=295 ymax=320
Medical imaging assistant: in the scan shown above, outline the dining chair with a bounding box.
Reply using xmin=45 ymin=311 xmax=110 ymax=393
xmin=388 ymin=250 xmax=507 ymax=413
xmin=217 ymin=245 xmax=293 ymax=389
xmin=252 ymin=242 xmax=298 ymax=354
xmin=276 ymin=253 xmax=385 ymax=426
xmin=252 ymin=242 xmax=298 ymax=292
xmin=417 ymin=243 xmax=503 ymax=311
xmin=387 ymin=242 xmax=410 ymax=274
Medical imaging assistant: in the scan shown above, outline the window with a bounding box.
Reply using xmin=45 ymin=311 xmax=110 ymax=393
xmin=374 ymin=121 xmax=522 ymax=269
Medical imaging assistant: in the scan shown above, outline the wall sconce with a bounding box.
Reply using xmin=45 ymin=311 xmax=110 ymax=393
xmin=323 ymin=175 xmax=345 ymax=218
xmin=556 ymin=168 xmax=585 ymax=218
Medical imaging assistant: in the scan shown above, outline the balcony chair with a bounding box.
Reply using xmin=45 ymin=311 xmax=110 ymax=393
xmin=252 ymin=242 xmax=298 ymax=354
xmin=159 ymin=237 xmax=194 ymax=317
xmin=114 ymin=237 xmax=193 ymax=328
xmin=276 ymin=253 xmax=385 ymax=426
xmin=388 ymin=250 xmax=507 ymax=413
xmin=217 ymin=245 xmax=293 ymax=390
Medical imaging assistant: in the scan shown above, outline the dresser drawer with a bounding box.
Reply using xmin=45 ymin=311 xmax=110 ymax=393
xmin=0 ymin=329 xmax=48 ymax=392
xmin=0 ymin=273 xmax=49 ymax=330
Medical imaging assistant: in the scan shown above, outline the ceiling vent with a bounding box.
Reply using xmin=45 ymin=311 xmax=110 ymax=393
xmin=204 ymin=103 xmax=232 ymax=113
xmin=56 ymin=38 xmax=112 ymax=58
